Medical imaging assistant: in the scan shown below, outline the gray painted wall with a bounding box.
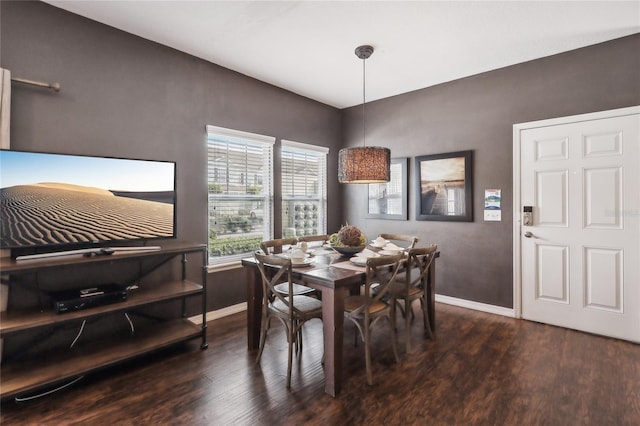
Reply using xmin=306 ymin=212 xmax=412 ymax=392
xmin=2 ymin=1 xmax=638 ymax=310
xmin=343 ymin=34 xmax=640 ymax=307
xmin=1 ymin=1 xmax=342 ymax=309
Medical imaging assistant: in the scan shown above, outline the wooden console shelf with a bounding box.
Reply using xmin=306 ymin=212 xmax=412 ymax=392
xmin=1 ymin=319 xmax=202 ymax=399
xmin=1 ymin=280 xmax=203 ymax=335
xmin=0 ymin=241 xmax=208 ymax=401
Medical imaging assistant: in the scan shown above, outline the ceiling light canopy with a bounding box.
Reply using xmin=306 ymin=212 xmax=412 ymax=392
xmin=338 ymin=45 xmax=390 ymax=184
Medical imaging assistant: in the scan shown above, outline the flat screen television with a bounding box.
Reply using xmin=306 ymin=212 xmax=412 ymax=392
xmin=1 ymin=149 xmax=176 ymax=257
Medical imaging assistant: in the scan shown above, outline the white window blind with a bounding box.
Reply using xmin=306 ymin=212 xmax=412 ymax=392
xmin=280 ymin=140 xmax=328 ymax=238
xmin=206 ymin=125 xmax=274 ymax=264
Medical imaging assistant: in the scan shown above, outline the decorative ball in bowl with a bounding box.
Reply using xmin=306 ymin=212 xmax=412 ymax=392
xmin=330 ymin=244 xmax=365 ymax=256
xmin=328 ymin=224 xmax=366 ymax=256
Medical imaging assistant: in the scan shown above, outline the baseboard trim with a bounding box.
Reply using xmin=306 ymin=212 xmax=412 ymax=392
xmin=435 ymin=294 xmax=515 ymax=318
xmin=188 ymin=302 xmax=247 ymax=324
xmin=189 ymin=296 xmax=515 ymax=325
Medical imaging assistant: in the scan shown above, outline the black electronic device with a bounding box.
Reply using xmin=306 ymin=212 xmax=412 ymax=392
xmin=51 ymin=284 xmax=128 ymax=314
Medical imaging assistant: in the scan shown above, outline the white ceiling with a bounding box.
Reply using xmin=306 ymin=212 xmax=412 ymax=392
xmin=44 ymin=1 xmax=640 ymax=109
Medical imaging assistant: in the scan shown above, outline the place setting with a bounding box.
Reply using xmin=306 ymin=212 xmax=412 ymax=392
xmin=283 ymin=247 xmax=314 ymax=267
xmin=368 ymin=236 xmax=406 ymax=255
xmin=349 ymin=248 xmax=380 ymax=266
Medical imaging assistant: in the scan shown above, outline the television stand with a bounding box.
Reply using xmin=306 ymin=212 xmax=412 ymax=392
xmin=0 ymin=241 xmax=208 ymax=401
xmin=15 ymin=245 xmax=162 ymax=261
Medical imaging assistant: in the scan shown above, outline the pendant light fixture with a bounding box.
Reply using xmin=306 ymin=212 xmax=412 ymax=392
xmin=338 ymin=45 xmax=391 ymax=184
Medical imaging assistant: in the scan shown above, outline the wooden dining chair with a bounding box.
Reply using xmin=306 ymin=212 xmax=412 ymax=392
xmin=260 ymin=238 xmax=315 ymax=296
xmin=254 ymin=252 xmax=323 ymax=388
xmin=377 ymin=234 xmax=419 ymax=292
xmin=387 ymin=244 xmax=438 ymax=351
xmin=298 ymin=234 xmax=329 ymax=246
xmin=377 ymin=233 xmax=419 ymax=250
xmin=260 ymin=237 xmax=298 ymax=255
xmin=344 ymin=254 xmax=403 ymax=386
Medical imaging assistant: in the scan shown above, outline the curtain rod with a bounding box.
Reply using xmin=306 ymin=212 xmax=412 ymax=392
xmin=11 ymin=77 xmax=60 ymax=92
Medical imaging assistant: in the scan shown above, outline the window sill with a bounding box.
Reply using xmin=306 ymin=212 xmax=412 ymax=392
xmin=207 ymin=260 xmax=243 ymax=273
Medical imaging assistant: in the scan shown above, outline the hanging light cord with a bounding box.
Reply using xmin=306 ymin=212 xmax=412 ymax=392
xmin=362 ymin=56 xmax=366 ymax=148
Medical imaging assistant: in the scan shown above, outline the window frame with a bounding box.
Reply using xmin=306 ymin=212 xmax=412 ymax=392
xmin=206 ymin=125 xmax=275 ymax=266
xmin=280 ymin=139 xmax=329 ymax=239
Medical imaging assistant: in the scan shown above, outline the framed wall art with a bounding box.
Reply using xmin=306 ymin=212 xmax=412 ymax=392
xmin=415 ymin=150 xmax=473 ymax=222
xmin=366 ymin=157 xmax=408 ymax=220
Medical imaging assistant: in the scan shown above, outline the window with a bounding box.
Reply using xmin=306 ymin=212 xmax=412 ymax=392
xmin=280 ymin=140 xmax=328 ymax=238
xmin=207 ymin=125 xmax=274 ymax=264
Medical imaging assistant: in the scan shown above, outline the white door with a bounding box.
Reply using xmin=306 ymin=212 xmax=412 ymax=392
xmin=515 ymin=107 xmax=640 ymax=343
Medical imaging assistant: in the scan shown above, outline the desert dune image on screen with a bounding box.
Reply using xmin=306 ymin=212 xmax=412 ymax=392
xmin=0 ymin=151 xmax=175 ymax=248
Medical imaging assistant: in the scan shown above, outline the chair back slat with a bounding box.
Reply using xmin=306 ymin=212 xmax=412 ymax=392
xmin=406 ymin=244 xmax=438 ymax=288
xmin=378 ymin=234 xmax=419 ymax=250
xmin=260 ymin=238 xmax=298 ymax=255
xmin=367 ymin=254 xmax=402 ymax=301
xmin=298 ymin=234 xmax=328 ymax=244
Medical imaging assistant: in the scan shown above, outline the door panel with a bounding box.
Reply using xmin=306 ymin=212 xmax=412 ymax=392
xmin=518 ymin=109 xmax=640 ymax=342
xmin=584 ymin=247 xmax=622 ymax=312
xmin=536 ymin=170 xmax=568 ymax=226
xmin=536 ymin=244 xmax=569 ymax=303
xmin=584 ymin=167 xmax=621 ymax=228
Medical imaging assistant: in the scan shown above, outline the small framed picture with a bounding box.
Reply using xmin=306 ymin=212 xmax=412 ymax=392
xmin=415 ymin=150 xmax=473 ymax=222
xmin=366 ymin=157 xmax=408 ymax=220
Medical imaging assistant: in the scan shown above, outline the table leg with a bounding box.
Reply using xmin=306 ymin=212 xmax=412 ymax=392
xmin=246 ymin=265 xmax=262 ymax=350
xmin=427 ymin=259 xmax=436 ymax=334
xmin=320 ymin=286 xmax=346 ymax=397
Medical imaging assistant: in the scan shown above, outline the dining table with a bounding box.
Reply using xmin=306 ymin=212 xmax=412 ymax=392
xmin=241 ymin=245 xmax=439 ymax=397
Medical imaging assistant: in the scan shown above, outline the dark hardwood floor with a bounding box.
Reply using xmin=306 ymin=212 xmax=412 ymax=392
xmin=2 ymin=303 xmax=639 ymax=425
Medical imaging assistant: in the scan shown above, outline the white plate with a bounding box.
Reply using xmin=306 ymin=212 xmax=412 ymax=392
xmin=378 ymin=249 xmax=403 ymax=255
xmin=349 ymin=257 xmax=367 ymax=266
xmin=291 ymin=258 xmax=313 ymax=267
xmin=370 ymin=240 xmax=388 ymax=248
xmin=281 ymin=253 xmax=310 ymax=259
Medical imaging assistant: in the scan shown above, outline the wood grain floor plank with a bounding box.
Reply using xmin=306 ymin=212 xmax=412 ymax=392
xmin=2 ymin=303 xmax=639 ymax=425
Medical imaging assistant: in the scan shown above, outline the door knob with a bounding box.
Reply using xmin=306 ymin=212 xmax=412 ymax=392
xmin=524 ymin=231 xmax=533 ymax=238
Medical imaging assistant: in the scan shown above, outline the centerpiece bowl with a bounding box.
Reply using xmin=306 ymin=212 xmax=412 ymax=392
xmin=329 ymin=244 xmax=365 ymax=256
xmin=328 ymin=224 xmax=366 ymax=256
